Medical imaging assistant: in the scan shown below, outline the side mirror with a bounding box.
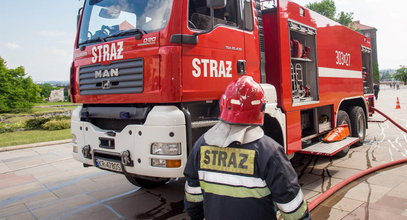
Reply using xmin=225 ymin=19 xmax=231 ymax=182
xmin=206 ymin=0 xmax=227 ymax=9
xmin=89 ymin=0 xmax=104 ymax=5
xmin=77 ymin=8 xmax=83 ymax=28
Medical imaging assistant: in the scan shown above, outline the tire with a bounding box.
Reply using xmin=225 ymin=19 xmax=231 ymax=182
xmin=125 ymin=175 xmax=169 ymax=189
xmin=335 ymin=110 xmax=351 ymax=157
xmin=349 ymin=106 xmax=366 ymax=146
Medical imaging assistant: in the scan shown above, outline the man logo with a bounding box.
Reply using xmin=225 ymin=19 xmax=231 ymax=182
xmin=95 ymin=68 xmax=119 ymax=79
xmin=102 ymin=80 xmax=111 ymax=89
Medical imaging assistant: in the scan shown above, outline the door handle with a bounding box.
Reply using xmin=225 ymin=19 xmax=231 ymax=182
xmin=237 ymin=60 xmax=246 ymax=74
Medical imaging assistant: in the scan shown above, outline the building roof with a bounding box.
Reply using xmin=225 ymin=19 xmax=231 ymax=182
xmin=350 ymin=21 xmax=377 ymax=31
xmin=119 ymin=20 xmax=135 ymax=30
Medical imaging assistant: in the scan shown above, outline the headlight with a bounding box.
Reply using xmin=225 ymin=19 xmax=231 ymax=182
xmin=151 ymin=158 xmax=166 ymax=167
xmin=151 ymin=159 xmax=181 ymax=168
xmin=151 ymin=143 xmax=181 ymax=155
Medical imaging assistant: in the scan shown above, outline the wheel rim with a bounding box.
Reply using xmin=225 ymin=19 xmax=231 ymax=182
xmin=357 ymin=114 xmax=365 ymax=138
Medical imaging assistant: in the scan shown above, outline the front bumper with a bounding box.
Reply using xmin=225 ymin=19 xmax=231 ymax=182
xmin=71 ymin=105 xmax=187 ymax=178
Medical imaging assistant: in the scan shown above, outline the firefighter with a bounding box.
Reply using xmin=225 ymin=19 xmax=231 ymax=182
xmin=373 ymin=83 xmax=380 ymax=100
xmin=184 ymin=76 xmax=310 ymax=220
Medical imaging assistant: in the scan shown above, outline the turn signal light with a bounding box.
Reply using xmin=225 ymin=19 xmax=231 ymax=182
xmin=166 ymin=160 xmax=181 ymax=168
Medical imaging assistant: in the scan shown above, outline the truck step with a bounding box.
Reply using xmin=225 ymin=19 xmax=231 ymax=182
xmin=298 ymin=137 xmax=359 ymax=156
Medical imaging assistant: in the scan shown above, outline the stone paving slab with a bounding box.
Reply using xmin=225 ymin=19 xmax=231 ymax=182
xmin=1 ymin=211 xmax=36 ymax=220
xmin=310 ymin=206 xmax=350 ymax=220
xmin=302 ymin=189 xmax=320 ymax=202
xmin=0 ymin=204 xmax=29 ymax=218
xmin=386 ymin=182 xmax=407 ymax=199
xmin=323 ymin=197 xmax=364 ymax=212
xmin=31 ymin=194 xmax=98 ymax=219
xmin=342 ymin=203 xmax=406 ymax=220
xmin=0 ymin=182 xmax=48 ymax=206
xmin=0 ymin=173 xmax=35 ymax=189
xmin=61 ymin=204 xmax=120 ymax=220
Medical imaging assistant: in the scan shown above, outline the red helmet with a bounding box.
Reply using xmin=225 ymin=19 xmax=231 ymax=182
xmin=219 ymin=76 xmax=266 ymax=125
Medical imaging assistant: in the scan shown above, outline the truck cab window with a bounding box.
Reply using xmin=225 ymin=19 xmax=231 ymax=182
xmin=78 ymin=0 xmax=172 ymax=46
xmin=188 ymin=0 xmax=239 ymax=30
xmin=243 ymin=0 xmax=253 ymax=31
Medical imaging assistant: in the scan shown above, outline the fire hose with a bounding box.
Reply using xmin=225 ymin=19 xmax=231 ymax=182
xmin=371 ymin=107 xmax=407 ymax=133
xmin=309 ymin=108 xmax=407 ymax=211
xmin=309 ymin=158 xmax=407 ymax=211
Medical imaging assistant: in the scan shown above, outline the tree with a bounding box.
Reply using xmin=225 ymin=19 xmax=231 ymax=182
xmin=39 ymin=83 xmax=54 ymax=100
xmin=0 ymin=57 xmax=42 ymax=113
xmin=336 ymin=11 xmax=354 ymax=27
xmin=373 ymin=61 xmax=380 ymax=83
xmin=380 ymin=71 xmax=393 ymax=81
xmin=394 ymin=66 xmax=407 ymax=85
xmin=306 ymin=0 xmax=354 ymax=26
xmin=306 ymin=0 xmax=336 ymax=20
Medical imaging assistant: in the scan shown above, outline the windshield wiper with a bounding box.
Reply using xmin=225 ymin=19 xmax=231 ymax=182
xmin=104 ymin=29 xmax=148 ymax=41
xmin=79 ymin=37 xmax=105 ymax=46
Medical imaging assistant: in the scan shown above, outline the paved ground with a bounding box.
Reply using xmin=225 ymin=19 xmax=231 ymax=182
xmin=0 ymin=86 xmax=406 ymax=220
xmin=300 ymin=86 xmax=407 ymax=219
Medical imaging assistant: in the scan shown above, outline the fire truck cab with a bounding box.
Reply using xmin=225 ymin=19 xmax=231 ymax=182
xmin=71 ymin=0 xmax=373 ymax=188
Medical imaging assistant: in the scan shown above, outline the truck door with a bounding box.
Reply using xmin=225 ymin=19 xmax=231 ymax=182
xmin=242 ymin=0 xmax=263 ymax=82
xmin=181 ymin=0 xmax=246 ymax=101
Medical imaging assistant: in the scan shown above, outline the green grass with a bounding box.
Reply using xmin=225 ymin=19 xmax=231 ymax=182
xmin=0 ymin=129 xmax=71 ymax=147
xmin=31 ymin=107 xmax=62 ymax=114
xmin=34 ymin=102 xmax=74 ymax=106
xmin=4 ymin=116 xmax=32 ymax=124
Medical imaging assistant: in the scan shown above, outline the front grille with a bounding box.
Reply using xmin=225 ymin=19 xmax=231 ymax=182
xmin=81 ymin=105 xmax=150 ymax=131
xmin=79 ymin=58 xmax=144 ymax=95
xmin=88 ymin=118 xmax=145 ymax=131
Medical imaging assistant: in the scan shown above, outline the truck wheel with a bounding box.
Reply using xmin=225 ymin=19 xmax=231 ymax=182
xmin=349 ymin=106 xmax=366 ymax=146
xmin=125 ymin=175 xmax=169 ymax=189
xmin=335 ymin=110 xmax=351 ymax=157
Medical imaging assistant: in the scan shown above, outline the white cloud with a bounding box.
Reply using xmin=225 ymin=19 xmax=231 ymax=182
xmin=4 ymin=42 xmax=21 ymax=50
xmin=50 ymin=48 xmax=71 ymax=58
xmin=38 ymin=30 xmax=66 ymax=37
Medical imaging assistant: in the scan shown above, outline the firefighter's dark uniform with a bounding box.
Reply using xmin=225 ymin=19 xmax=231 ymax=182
xmin=184 ymin=134 xmax=310 ymax=220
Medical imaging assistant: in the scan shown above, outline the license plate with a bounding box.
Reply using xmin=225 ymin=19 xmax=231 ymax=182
xmin=95 ymin=158 xmax=122 ymax=172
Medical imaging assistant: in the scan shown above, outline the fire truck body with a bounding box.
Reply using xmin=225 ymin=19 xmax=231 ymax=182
xmin=71 ymin=0 xmax=373 ymax=186
xmin=263 ymin=1 xmax=373 ymax=155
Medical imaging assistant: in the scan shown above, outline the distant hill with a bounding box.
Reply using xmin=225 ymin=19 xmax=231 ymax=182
xmin=380 ymin=69 xmax=396 ymax=74
xmin=379 ymin=69 xmax=396 ymax=81
xmin=35 ymin=81 xmax=69 ymax=87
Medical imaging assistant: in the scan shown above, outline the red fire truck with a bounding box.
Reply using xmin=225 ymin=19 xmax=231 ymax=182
xmin=71 ymin=0 xmax=374 ymax=187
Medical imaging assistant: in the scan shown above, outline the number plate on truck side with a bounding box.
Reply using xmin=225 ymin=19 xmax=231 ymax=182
xmin=95 ymin=158 xmax=122 ymax=172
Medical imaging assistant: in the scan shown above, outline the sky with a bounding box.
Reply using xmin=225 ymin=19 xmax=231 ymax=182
xmin=0 ymin=0 xmax=405 ymax=81
xmin=0 ymin=0 xmax=83 ymax=81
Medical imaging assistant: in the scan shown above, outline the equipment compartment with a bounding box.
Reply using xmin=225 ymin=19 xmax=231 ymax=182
xmin=289 ymin=20 xmax=319 ymax=105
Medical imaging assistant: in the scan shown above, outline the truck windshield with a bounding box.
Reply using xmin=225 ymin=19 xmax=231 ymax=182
xmin=78 ymin=0 xmax=172 ymax=45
